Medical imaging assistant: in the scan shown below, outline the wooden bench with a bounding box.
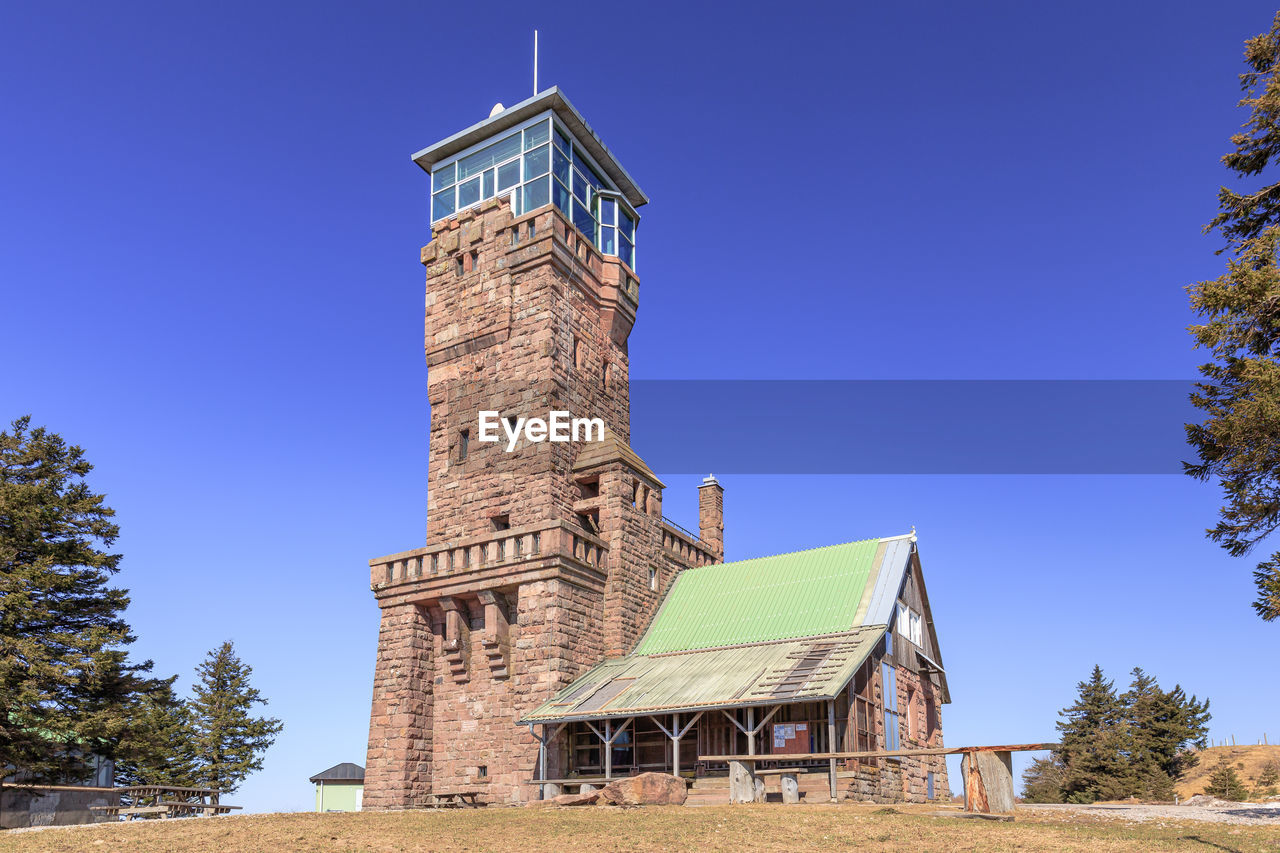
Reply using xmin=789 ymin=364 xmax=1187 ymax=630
xmin=429 ymin=791 xmax=483 ymax=808
xmin=752 ymin=769 xmax=802 ymax=803
xmin=534 ymin=777 xmax=612 ymax=797
xmin=90 ymin=803 xmax=242 ymax=819
xmin=158 ymin=802 xmax=243 ymax=816
xmin=90 ymin=805 xmax=169 ymax=820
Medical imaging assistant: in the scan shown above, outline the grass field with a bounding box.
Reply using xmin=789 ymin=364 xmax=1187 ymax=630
xmin=2 ymin=804 xmax=1278 ymax=853
xmin=1178 ymin=745 xmax=1280 ymax=800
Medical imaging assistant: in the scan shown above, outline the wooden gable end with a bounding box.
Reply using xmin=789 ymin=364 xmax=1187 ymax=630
xmin=892 ymin=549 xmax=950 ymax=702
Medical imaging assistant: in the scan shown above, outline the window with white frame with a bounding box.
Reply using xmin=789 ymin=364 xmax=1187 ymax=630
xmin=430 ymin=114 xmax=638 ymax=269
xmin=897 ymin=603 xmax=923 ymax=647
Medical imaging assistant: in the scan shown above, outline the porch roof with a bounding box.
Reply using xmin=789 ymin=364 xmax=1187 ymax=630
xmin=519 ymin=627 xmax=883 ymax=724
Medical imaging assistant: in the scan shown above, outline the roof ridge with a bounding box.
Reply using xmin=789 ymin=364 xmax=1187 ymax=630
xmin=680 ymin=534 xmax=906 ymax=574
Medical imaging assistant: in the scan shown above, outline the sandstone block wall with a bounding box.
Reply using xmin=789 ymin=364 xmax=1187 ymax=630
xmin=366 ymin=198 xmax=712 ymax=807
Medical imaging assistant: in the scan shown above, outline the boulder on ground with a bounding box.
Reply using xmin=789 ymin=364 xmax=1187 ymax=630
xmin=597 ymin=772 xmax=687 ymax=806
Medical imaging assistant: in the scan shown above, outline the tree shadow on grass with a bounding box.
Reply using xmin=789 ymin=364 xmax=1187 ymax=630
xmin=1178 ymin=835 xmax=1244 ymax=853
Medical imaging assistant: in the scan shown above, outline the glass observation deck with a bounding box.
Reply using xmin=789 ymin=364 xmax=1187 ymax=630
xmin=413 ymin=88 xmax=647 ymax=271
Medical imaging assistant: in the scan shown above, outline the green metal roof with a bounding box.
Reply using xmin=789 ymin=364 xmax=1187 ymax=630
xmin=521 ymin=628 xmax=884 ymax=723
xmin=633 ymin=538 xmax=882 ymax=655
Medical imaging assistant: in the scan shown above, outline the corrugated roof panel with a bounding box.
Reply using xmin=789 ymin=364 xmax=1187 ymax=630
xmin=864 ymin=536 xmax=913 ymax=627
xmin=633 ymin=539 xmax=882 ymax=655
xmin=520 ymin=628 xmax=882 ymax=723
xmin=576 ymin=677 xmax=638 ymax=712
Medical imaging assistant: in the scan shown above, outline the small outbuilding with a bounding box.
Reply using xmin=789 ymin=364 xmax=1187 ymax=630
xmin=310 ymin=763 xmax=364 ymax=812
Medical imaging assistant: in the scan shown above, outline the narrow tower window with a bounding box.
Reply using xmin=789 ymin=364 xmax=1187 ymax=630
xmin=458 ymin=429 xmax=470 ymax=461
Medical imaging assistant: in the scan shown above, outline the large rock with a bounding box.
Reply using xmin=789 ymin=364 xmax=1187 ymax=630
xmin=597 ymin=772 xmax=687 ymax=806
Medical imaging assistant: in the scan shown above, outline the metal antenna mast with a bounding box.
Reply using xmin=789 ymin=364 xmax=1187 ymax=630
xmin=533 ymin=30 xmax=539 ymax=95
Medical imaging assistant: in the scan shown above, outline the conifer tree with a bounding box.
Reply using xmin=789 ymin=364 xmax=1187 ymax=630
xmin=188 ymin=642 xmax=282 ymax=794
xmin=1204 ymin=758 xmax=1251 ymax=801
xmin=1254 ymin=760 xmax=1280 ymax=798
xmin=1043 ymin=666 xmax=1211 ymax=803
xmin=1055 ymin=665 xmax=1132 ymax=803
xmin=114 ymin=678 xmax=198 ymax=789
xmin=1121 ymin=668 xmax=1211 ymax=789
xmin=1187 ymin=11 xmax=1280 ymax=621
xmin=0 ymin=416 xmax=163 ymax=783
xmin=1020 ymin=755 xmax=1066 ymax=803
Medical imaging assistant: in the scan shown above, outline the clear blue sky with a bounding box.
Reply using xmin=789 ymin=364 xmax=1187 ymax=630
xmin=3 ymin=1 xmax=1278 ymax=812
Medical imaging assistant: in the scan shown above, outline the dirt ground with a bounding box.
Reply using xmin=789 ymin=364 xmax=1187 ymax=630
xmin=2 ymin=803 xmax=1280 ymax=853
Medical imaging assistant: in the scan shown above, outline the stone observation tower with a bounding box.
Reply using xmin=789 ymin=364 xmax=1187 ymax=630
xmin=363 ymin=89 xmax=725 ymax=807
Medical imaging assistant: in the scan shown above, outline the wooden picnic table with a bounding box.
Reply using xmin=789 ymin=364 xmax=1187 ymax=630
xmin=428 ymin=790 xmax=483 ymax=808
xmin=89 ymin=785 xmax=241 ymax=820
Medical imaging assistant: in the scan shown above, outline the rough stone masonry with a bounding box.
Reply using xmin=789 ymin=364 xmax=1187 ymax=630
xmin=362 ymin=197 xmax=722 ymax=806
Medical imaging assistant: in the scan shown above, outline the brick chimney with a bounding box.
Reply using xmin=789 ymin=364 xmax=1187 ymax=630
xmin=698 ymin=474 xmax=724 ymax=561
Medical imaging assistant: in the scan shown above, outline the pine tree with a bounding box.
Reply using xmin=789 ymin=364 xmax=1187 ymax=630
xmin=188 ymin=642 xmax=282 ymax=795
xmin=0 ymin=416 xmax=163 ymax=784
xmin=1254 ymin=759 xmax=1280 ymax=798
xmin=1021 ymin=755 xmax=1066 ymax=803
xmin=114 ymin=678 xmax=198 ymax=789
xmin=1204 ymin=758 xmax=1251 ymax=801
xmin=1056 ymin=665 xmax=1133 ymax=803
xmin=1121 ymin=668 xmax=1211 ymax=790
xmin=1186 ymin=11 xmax=1280 ymax=621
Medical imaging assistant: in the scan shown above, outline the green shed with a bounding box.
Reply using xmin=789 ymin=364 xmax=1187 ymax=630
xmin=310 ymin=763 xmax=364 ymax=812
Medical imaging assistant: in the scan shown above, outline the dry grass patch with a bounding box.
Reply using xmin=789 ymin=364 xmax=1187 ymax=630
xmin=2 ymin=804 xmax=1279 ymax=853
xmin=1177 ymin=745 xmax=1280 ymax=800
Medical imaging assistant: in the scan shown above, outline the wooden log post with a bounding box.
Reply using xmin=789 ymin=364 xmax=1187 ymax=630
xmin=729 ymin=760 xmax=757 ymax=804
xmin=781 ymin=773 xmax=800 ymax=804
xmin=961 ymin=749 xmax=1015 ymax=814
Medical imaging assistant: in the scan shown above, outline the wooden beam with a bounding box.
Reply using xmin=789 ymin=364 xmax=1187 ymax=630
xmin=698 ymin=742 xmax=1056 ymax=762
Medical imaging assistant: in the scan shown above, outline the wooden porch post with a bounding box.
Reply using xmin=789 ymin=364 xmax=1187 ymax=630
xmin=827 ymin=700 xmax=838 ymax=802
xmin=605 ymin=718 xmax=613 ymax=780
xmin=653 ymin=712 xmax=702 ymax=782
xmin=538 ymin=724 xmax=547 ymax=797
xmin=746 ymin=707 xmax=756 ymax=756
xmin=672 ymin=712 xmax=680 ymax=776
